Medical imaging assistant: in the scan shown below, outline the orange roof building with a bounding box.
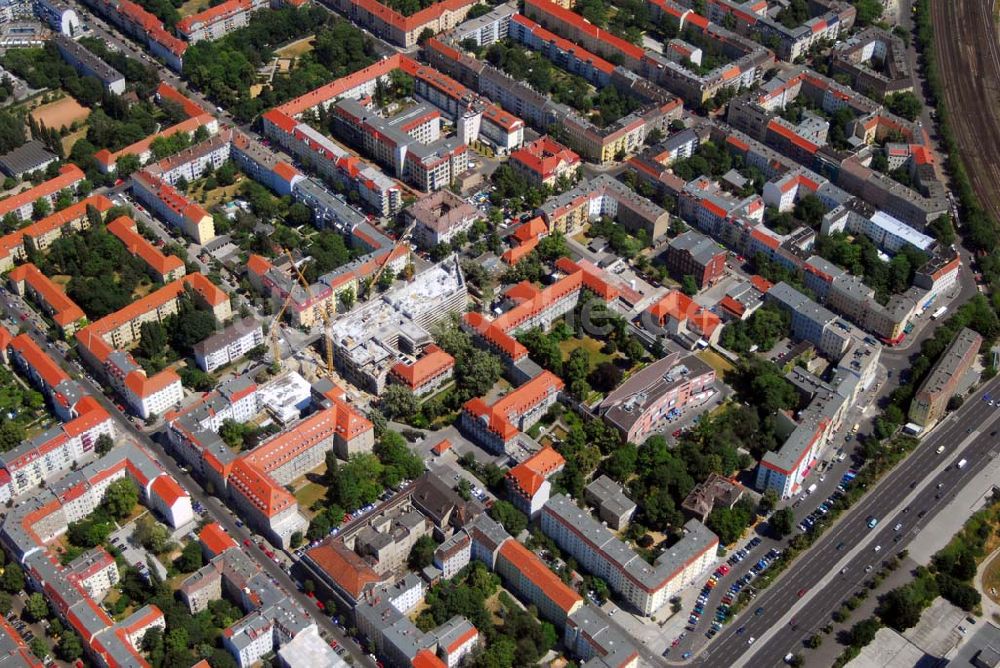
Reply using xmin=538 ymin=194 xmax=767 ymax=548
xmin=7 ymin=263 xmax=86 ymax=335
xmin=644 ymin=290 xmax=721 ymax=344
xmin=327 ymin=0 xmax=480 ymax=48
xmin=461 ymin=371 xmax=564 ymax=454
xmin=75 ymin=273 xmax=231 ymax=419
xmin=509 ymin=135 xmax=581 ymax=187
xmin=0 ymin=195 xmax=113 ymax=272
xmin=198 ymin=522 xmax=237 ymax=559
xmin=227 ymin=394 xmax=374 ymax=547
xmin=463 ymin=257 xmax=618 ymax=366
xmin=0 ymin=164 xmax=85 ymax=223
xmin=107 ymin=216 xmax=186 ymax=283
xmin=389 ymin=343 xmax=454 ymax=396
xmin=177 ymin=0 xmax=267 ymax=43
xmin=495 ymin=538 xmax=582 ymax=626
xmin=505 ymin=446 xmax=565 ymax=517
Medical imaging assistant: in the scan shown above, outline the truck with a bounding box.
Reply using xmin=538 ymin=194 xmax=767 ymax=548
xmin=931 ymin=306 xmax=948 ymax=320
xmin=958 ymin=458 xmax=967 ymax=469
xmin=806 ymin=483 xmax=817 ymax=495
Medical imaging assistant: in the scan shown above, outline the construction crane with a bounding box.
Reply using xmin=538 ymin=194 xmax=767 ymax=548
xmin=285 ymin=249 xmax=335 ymax=378
xmin=268 ymin=290 xmax=294 ymax=371
xmin=362 ymin=219 xmax=417 ymax=299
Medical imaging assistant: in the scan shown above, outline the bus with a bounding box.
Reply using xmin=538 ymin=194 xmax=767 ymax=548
xmin=931 ymin=306 xmax=948 ymax=320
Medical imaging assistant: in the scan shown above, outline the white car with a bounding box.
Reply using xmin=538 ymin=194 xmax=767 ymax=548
xmin=873 ymin=545 xmax=881 ymax=553
xmin=894 ymin=523 xmax=902 ymax=531
xmin=747 ymin=637 xmax=756 ymax=645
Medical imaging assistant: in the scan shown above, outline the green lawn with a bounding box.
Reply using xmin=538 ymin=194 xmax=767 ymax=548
xmin=558 ymin=336 xmax=614 ymax=366
xmin=697 ymin=349 xmax=736 ymax=376
xmin=294 ymin=482 xmax=327 ymax=515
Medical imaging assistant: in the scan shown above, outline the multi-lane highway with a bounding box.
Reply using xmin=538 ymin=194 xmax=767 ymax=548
xmin=689 ymin=375 xmax=1000 ymax=667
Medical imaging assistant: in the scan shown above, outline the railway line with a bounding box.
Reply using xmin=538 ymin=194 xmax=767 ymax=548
xmin=932 ymin=0 xmax=1000 ymax=221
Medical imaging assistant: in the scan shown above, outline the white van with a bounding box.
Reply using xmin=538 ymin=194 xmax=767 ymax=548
xmin=958 ymin=458 xmax=967 ymax=469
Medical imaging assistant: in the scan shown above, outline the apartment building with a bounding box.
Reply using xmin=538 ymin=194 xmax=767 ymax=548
xmin=131 ymin=170 xmax=216 ymax=244
xmin=95 ymin=83 xmax=217 ymax=172
xmin=176 ymin=0 xmax=268 ymax=42
xmin=509 ymin=135 xmax=581 ymax=188
xmin=228 ymin=392 xmax=374 ymax=547
xmin=106 ymin=215 xmax=186 ymax=283
xmin=34 ymin=0 xmax=82 ymax=35
xmin=7 ymin=263 xmax=86 ymax=336
xmin=192 ymin=317 xmax=265 ymax=373
xmin=330 ymin=0 xmax=478 ymax=48
xmin=79 ymin=0 xmax=188 ymax=70
xmin=66 ymin=548 xmax=119 ymax=601
xmin=460 ymin=371 xmax=564 ymax=454
xmin=144 ymin=126 xmax=235 ymax=187
xmin=539 ymin=175 xmax=670 ymax=239
xmin=831 ymin=27 xmax=911 ymax=98
xmin=495 ymin=538 xmax=583 ymax=627
xmin=598 ymin=352 xmax=716 ymax=444
xmin=0 ymin=342 xmax=113 ymax=499
xmin=663 ymin=230 xmax=727 ymax=288
xmin=541 ymin=494 xmax=717 ymax=616
xmin=642 ymin=290 xmax=722 ymax=348
xmin=821 ymin=203 xmax=935 ymax=254
xmin=584 ymin=475 xmax=636 ymax=531
xmin=179 ymin=527 xmax=317 ymax=666
xmin=450 ymin=1 xmax=515 ymax=46
xmin=0 ymin=442 xmax=195 ymax=667
xmin=0 ymin=163 xmax=85 ymax=225
xmin=53 ymin=34 xmax=125 ymax=94
xmin=433 ymin=531 xmax=471 ymax=579
xmin=75 ymin=273 xmax=231 ymax=418
xmin=909 ymin=327 xmax=982 ymax=427
xmin=504 ymin=446 xmax=564 ymax=518
xmin=406 ymin=188 xmax=481 ymax=249
xmin=462 ymin=257 xmax=618 ymax=375
xmin=764 ymin=282 xmax=853 ymax=358
xmin=388 ymin=343 xmax=455 ymax=397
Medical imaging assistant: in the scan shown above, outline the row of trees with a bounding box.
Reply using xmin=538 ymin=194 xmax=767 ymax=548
xmin=306 ymin=430 xmax=424 ymax=539
xmin=183 ymin=9 xmax=376 ymax=121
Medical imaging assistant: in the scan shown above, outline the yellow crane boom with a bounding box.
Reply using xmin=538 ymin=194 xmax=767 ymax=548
xmin=285 ymin=249 xmax=335 ymax=377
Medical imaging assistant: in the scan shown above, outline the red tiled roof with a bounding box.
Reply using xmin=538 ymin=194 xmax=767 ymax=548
xmin=512 ymin=217 xmax=548 ymax=244
xmin=177 ymin=0 xmax=252 ymax=34
xmin=198 ymin=522 xmax=237 ymax=557
xmin=766 ymin=118 xmax=819 ymax=155
xmin=646 ymin=290 xmax=720 ymax=336
xmin=413 ymin=649 xmax=448 ymax=668
xmin=0 ymin=164 xmax=84 ymax=219
xmin=501 ymin=236 xmax=539 ymax=265
xmin=498 ymin=539 xmax=582 ymax=613
xmin=718 ymin=295 xmax=745 ymax=317
xmin=511 ymin=136 xmax=580 ymax=181
xmin=155 ymin=83 xmax=206 ymax=119
xmin=506 ymin=447 xmax=563 ymax=499
xmin=389 ymin=344 xmax=454 ymax=390
xmin=431 ymin=439 xmax=451 ymax=455
xmin=749 ymin=275 xmax=773 ymax=293
xmin=150 ymin=474 xmax=186 ymax=507
xmin=8 ymin=263 xmax=84 ymax=327
xmin=523 ymin=0 xmax=644 ymax=62
xmin=445 ymin=625 xmax=478 ymax=654
xmin=463 ymin=371 xmax=563 ymax=443
xmin=107 ymin=216 xmax=184 ymax=278
xmin=305 ymin=541 xmax=380 ymax=600
xmin=9 ymin=333 xmax=69 ymax=389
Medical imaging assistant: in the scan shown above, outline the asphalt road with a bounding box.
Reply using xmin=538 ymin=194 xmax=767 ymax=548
xmin=689 ymin=375 xmax=1000 ymax=668
xmin=0 ymin=294 xmax=374 ymax=667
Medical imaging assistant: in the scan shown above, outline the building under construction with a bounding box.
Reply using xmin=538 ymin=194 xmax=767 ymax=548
xmin=330 ymin=255 xmax=467 ymax=394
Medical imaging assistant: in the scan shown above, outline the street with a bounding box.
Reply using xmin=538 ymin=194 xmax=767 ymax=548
xmin=0 ymin=294 xmax=374 ymax=667
xmin=692 ymin=375 xmax=1000 ymax=668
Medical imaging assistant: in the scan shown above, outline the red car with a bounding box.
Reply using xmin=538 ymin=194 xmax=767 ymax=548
xmin=672 ymin=428 xmax=682 ymax=437
xmin=243 ymin=539 xmax=251 ymax=547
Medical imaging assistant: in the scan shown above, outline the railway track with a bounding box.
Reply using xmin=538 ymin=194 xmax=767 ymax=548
xmin=932 ymin=0 xmax=1000 ymax=221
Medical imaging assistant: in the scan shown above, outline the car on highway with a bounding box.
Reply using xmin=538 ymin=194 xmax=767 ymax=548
xmin=747 ymin=637 xmax=756 ymax=645
xmin=867 ymin=516 xmax=878 ymax=528
xmin=873 ymin=545 xmax=882 ymax=553
xmin=894 ymin=522 xmax=903 ymax=531
xmin=797 ymin=588 xmax=808 ymax=597
xmin=755 ymin=607 xmax=764 ymax=616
